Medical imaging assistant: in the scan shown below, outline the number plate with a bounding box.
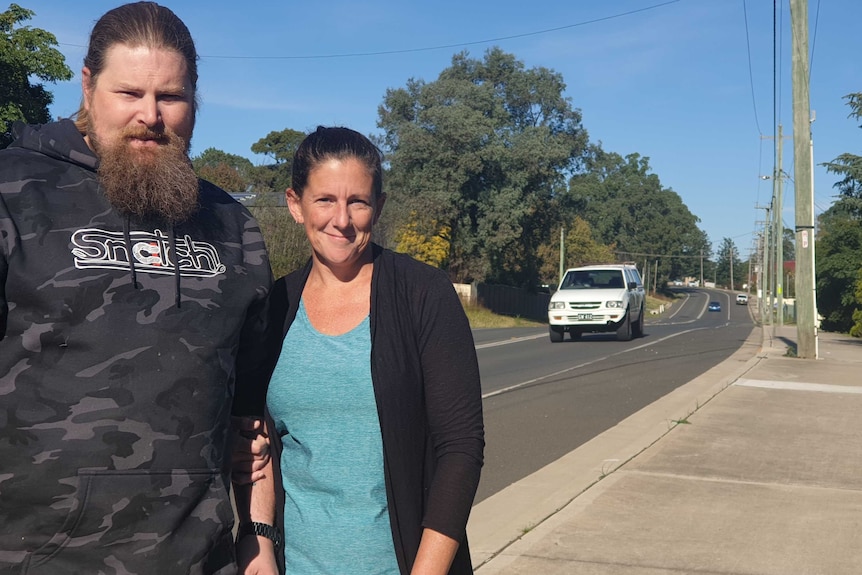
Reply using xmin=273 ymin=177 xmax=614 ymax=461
xmin=577 ymin=313 xmax=593 ymax=320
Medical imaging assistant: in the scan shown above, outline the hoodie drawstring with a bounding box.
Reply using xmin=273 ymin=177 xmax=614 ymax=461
xmin=123 ymin=217 xmax=182 ymax=308
xmin=122 ymin=216 xmax=139 ymax=289
xmin=169 ymin=226 xmax=182 ymax=308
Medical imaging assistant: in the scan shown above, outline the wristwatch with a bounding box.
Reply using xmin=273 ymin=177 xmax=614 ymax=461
xmin=236 ymin=521 xmax=283 ymax=550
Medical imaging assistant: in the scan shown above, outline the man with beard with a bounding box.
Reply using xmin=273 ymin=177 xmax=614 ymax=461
xmin=0 ymin=3 xmax=277 ymax=573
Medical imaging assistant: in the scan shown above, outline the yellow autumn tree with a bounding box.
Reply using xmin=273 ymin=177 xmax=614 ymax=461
xmin=538 ymin=216 xmax=616 ymax=284
xmin=394 ymin=212 xmax=451 ymax=269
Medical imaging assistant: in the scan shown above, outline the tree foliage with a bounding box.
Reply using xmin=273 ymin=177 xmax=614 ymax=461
xmin=714 ymin=237 xmax=744 ymax=290
xmin=1 ymin=4 xmax=73 ymax=148
xmin=250 ymin=128 xmax=307 ymax=194
xmin=537 ymin=217 xmax=616 ymax=284
xmin=816 ymin=201 xmax=862 ymax=332
xmin=822 ymin=93 xmax=862 ymax=200
xmin=378 ymin=47 xmax=588 ymax=286
xmin=394 ymin=211 xmax=450 ymax=268
xmin=849 ymin=268 xmax=862 ymax=338
xmin=192 ymin=147 xmax=254 ymax=193
xmin=251 ymin=128 xmax=306 ymax=164
xmin=567 ymin=146 xmax=710 ymax=286
xmin=817 ymin=93 xmax=862 ymax=333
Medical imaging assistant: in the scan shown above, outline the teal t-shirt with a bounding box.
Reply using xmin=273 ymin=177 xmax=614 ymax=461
xmin=266 ymin=299 xmax=399 ymax=575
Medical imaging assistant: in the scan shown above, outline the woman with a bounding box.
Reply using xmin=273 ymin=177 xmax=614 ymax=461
xmin=237 ymin=126 xmax=484 ymax=575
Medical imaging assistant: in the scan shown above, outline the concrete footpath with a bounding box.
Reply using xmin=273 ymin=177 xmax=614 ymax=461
xmin=468 ymin=322 xmax=862 ymax=574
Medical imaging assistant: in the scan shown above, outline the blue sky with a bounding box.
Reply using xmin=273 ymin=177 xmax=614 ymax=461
xmin=26 ymin=0 xmax=862 ymax=257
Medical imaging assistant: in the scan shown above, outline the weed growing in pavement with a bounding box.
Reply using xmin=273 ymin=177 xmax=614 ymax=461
xmin=599 ymin=459 xmax=619 ymax=479
xmin=784 ymin=345 xmax=798 ymax=357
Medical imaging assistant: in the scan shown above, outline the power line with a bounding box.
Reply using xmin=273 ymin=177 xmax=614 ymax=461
xmin=60 ymin=1 xmax=681 ymax=61
xmin=742 ymin=0 xmax=762 ymax=135
xmin=212 ymin=1 xmax=681 ymax=60
xmin=809 ymin=0 xmax=821 ymax=80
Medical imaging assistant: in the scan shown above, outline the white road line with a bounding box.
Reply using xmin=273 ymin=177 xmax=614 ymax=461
xmin=665 ymin=291 xmax=691 ymax=320
xmin=475 ymin=333 xmax=547 ymax=349
xmin=735 ymin=379 xmax=862 ymax=394
xmin=481 ymin=327 xmax=710 ymax=399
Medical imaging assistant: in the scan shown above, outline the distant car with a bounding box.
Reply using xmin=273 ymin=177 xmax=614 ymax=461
xmin=736 ymin=293 xmax=748 ymax=305
xmin=708 ymin=301 xmax=721 ymax=312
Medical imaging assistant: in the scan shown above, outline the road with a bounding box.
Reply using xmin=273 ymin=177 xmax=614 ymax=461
xmin=472 ymin=288 xmax=755 ymax=503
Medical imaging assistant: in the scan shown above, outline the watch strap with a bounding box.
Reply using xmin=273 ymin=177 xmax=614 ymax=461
xmin=236 ymin=521 xmax=283 ymax=550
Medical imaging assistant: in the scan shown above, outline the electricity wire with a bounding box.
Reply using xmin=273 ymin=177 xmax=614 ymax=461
xmin=742 ymin=0 xmax=762 ymax=136
xmin=60 ymin=1 xmax=681 ymax=60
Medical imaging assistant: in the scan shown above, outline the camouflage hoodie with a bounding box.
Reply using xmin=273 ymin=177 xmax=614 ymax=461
xmin=0 ymin=120 xmax=272 ymax=574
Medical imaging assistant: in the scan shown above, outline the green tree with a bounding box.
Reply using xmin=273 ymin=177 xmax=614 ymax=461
xmin=1 ymin=4 xmax=73 ymax=148
xmin=714 ymin=237 xmax=744 ymax=290
xmin=250 ymin=128 xmax=307 ymax=195
xmin=822 ymin=93 xmax=862 ymax=199
xmin=378 ymin=47 xmax=588 ymax=286
xmin=251 ymin=128 xmax=306 ymax=164
xmin=818 ymin=92 xmax=862 ymax=333
xmin=537 ymin=216 xmax=616 ymax=285
xmin=192 ymin=147 xmax=254 ymax=193
xmin=849 ymin=268 xmax=862 ymax=338
xmin=567 ymin=146 xmax=710 ymax=287
xmin=816 ymin=202 xmax=862 ymax=332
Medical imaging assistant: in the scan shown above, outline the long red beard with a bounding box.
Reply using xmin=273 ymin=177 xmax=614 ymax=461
xmin=93 ymin=126 xmax=200 ymax=223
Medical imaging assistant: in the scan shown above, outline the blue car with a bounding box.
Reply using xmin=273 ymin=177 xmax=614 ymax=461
xmin=708 ymin=301 xmax=721 ymax=312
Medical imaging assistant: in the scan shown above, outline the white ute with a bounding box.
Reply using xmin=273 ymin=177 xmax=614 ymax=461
xmin=547 ymin=263 xmax=645 ymax=342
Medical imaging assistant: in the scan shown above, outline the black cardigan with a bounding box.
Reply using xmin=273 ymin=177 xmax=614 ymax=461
xmin=266 ymin=245 xmax=484 ymax=574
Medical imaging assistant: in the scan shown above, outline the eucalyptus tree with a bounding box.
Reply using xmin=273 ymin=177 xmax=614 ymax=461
xmin=567 ymin=146 xmax=709 ymax=286
xmin=378 ymin=47 xmax=588 ymax=286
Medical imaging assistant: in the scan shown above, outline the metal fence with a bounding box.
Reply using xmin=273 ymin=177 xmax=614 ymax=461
xmin=455 ymin=283 xmax=550 ymax=322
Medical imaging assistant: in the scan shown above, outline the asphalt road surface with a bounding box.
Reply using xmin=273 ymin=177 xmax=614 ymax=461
xmin=472 ymin=288 xmax=755 ymax=503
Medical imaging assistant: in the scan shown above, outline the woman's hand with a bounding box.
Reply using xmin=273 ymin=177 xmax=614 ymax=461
xmin=231 ymin=416 xmax=271 ymax=485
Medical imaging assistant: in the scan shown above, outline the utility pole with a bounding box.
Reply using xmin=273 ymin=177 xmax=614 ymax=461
xmin=754 ymin=204 xmax=770 ymax=323
xmin=757 ymin=231 xmax=765 ymax=320
xmin=729 ymin=244 xmax=734 ymax=291
xmin=790 ymin=0 xmax=817 ymax=358
xmin=558 ymin=225 xmax=565 ymax=287
xmin=775 ymin=125 xmax=784 ymax=328
xmin=763 ymin=204 xmax=772 ymax=325
xmin=747 ymin=245 xmax=754 ymax=297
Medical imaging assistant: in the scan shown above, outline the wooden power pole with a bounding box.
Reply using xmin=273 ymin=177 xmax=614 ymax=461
xmin=790 ymin=0 xmax=817 ymax=358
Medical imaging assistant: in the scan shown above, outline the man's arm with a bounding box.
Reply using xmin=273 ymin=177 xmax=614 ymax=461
xmin=233 ymin=420 xmax=279 ymax=575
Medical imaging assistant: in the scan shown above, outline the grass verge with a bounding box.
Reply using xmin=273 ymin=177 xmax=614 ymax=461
xmin=462 ymin=301 xmax=545 ymax=329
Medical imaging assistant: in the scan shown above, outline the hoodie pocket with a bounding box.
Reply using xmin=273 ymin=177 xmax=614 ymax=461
xmin=26 ymin=468 xmax=235 ymax=574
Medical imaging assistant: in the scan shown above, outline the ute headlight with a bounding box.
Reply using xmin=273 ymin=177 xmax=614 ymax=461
xmin=606 ymin=300 xmax=624 ymax=308
xmin=548 ymin=301 xmax=566 ymax=310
